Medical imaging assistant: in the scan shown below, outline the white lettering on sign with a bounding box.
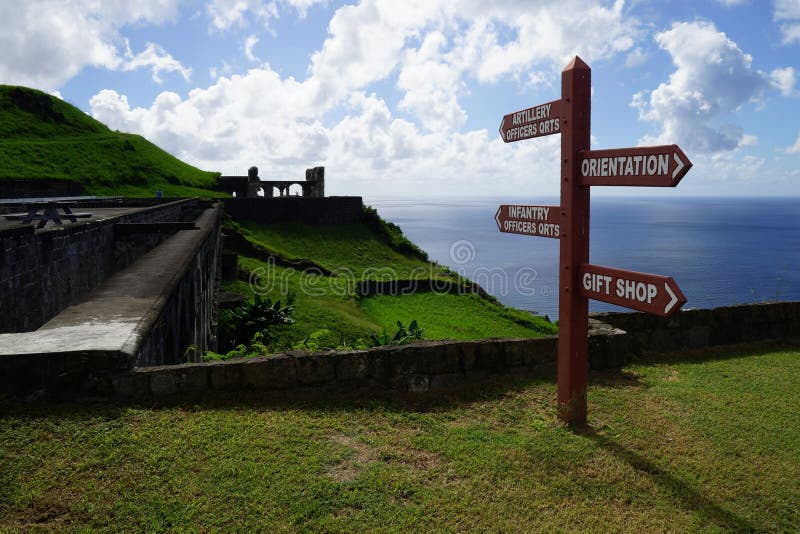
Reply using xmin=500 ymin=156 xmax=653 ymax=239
xmin=501 ymin=205 xmax=559 ymax=237
xmin=583 ymin=272 xmax=659 ymax=304
xmin=502 ymin=220 xmax=560 ymax=237
xmin=507 ymin=205 xmax=550 ymax=220
xmin=582 ymin=272 xmax=612 ymax=294
xmin=615 ymin=279 xmax=658 ymax=304
xmin=580 ymin=154 xmax=669 ymax=178
xmin=511 ymin=103 xmax=552 ymax=126
xmin=504 ymin=102 xmax=560 ymax=142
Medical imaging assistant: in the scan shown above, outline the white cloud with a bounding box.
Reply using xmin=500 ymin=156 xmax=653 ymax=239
xmin=770 ymin=66 xmax=797 ymax=96
xmin=204 ymin=0 xmax=326 ymax=30
xmin=774 ymin=0 xmax=800 ymax=20
xmin=632 ymin=21 xmax=768 ymax=153
xmin=396 ymin=31 xmax=467 ymax=132
xmin=0 ymin=0 xmax=182 ymax=91
xmin=787 ymin=133 xmax=800 ymax=154
xmin=308 ymin=0 xmax=638 ymax=123
xmin=244 ymin=34 xmax=260 ymax=61
xmin=123 ymin=42 xmax=192 ymax=83
xmin=89 ymin=64 xmax=561 ymax=196
xmin=773 ymin=0 xmax=800 ymax=43
xmin=781 ymin=23 xmax=800 ymax=43
xmin=716 ymin=0 xmax=748 ymax=6
xmin=625 ymin=47 xmax=649 ymax=68
xmin=206 ymin=0 xmax=277 ymax=31
xmin=285 ymin=0 xmax=327 ymax=18
xmin=89 ymin=0 xmax=640 ymax=195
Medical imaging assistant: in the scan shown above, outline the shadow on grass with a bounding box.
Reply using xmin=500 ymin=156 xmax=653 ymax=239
xmin=579 ymin=425 xmax=759 ymax=532
xmin=0 ymin=373 xmax=556 ymax=422
xmin=636 ymin=340 xmax=796 ymax=366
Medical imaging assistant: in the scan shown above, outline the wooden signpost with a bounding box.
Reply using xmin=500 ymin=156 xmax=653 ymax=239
xmin=497 ymin=56 xmax=692 ymax=426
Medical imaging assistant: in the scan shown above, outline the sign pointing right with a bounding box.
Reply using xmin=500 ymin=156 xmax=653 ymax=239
xmin=579 ymin=144 xmax=692 ymax=187
xmin=579 ymin=264 xmax=687 ymax=317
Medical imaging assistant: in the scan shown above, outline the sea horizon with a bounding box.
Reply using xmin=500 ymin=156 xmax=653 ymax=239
xmin=368 ymin=196 xmax=800 ymax=318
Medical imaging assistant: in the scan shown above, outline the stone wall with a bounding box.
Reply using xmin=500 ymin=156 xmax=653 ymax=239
xmin=135 ymin=208 xmax=221 ymax=366
xmin=111 ymin=326 xmax=633 ymax=400
xmin=592 ymin=302 xmax=800 ymax=354
xmin=115 ymin=337 xmax=561 ymax=399
xmin=0 ymin=204 xmax=223 ymax=397
xmin=0 ymin=199 xmax=196 ymax=333
xmin=0 ymin=179 xmax=84 ymax=199
xmin=107 ymin=301 xmax=797 ymax=401
xmin=223 ymin=196 xmax=363 ymax=225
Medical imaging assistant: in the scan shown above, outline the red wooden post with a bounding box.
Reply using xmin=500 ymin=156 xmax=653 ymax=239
xmin=558 ymin=57 xmax=591 ymax=425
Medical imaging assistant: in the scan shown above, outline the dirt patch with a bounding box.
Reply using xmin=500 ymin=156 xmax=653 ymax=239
xmin=3 ymin=500 xmax=76 ymax=530
xmin=326 ymin=434 xmax=378 ymax=483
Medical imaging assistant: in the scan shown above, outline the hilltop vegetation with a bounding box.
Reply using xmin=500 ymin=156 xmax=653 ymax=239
xmin=0 ymin=86 xmax=219 ymax=197
xmin=221 ymin=218 xmax=556 ymax=353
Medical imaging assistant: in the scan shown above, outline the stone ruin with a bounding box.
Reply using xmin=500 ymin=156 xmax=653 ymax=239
xmin=217 ymin=166 xmax=325 ymax=198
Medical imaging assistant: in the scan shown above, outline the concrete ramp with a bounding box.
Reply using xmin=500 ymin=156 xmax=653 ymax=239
xmin=0 ymin=203 xmax=221 ymax=397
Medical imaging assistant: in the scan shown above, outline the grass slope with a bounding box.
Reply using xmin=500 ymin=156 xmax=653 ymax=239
xmin=1 ymin=345 xmax=797 ymax=531
xmin=0 ymin=85 xmax=219 ymax=197
xmin=360 ymin=292 xmax=557 ymax=340
xmin=241 ymin=222 xmax=449 ymax=279
xmin=228 ymin=221 xmax=554 ymax=350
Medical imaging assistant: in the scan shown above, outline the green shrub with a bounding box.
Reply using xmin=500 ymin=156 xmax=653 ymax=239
xmin=369 ymin=320 xmax=424 ymax=347
xmin=361 ymin=206 xmax=428 ymax=261
xmin=218 ymin=294 xmax=294 ymax=351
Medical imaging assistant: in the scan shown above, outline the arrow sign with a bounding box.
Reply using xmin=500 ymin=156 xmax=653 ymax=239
xmin=579 ymin=264 xmax=687 ymax=316
xmin=499 ymin=99 xmax=562 ymax=143
xmin=495 ymin=204 xmax=561 ymax=239
xmin=579 ymin=145 xmax=692 ymax=186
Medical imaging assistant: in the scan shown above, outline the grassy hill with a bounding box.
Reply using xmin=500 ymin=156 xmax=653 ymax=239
xmin=220 ymin=219 xmax=557 ymax=354
xmin=0 ymin=85 xmax=219 ymax=197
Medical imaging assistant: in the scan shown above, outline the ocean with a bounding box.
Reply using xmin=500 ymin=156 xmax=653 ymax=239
xmin=368 ymin=196 xmax=800 ymax=318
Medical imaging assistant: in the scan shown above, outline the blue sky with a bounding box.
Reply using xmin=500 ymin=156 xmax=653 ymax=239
xmin=1 ymin=0 xmax=799 ymax=198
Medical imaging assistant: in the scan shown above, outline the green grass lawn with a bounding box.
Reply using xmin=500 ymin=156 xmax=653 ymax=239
xmin=1 ymin=345 xmax=797 ymax=531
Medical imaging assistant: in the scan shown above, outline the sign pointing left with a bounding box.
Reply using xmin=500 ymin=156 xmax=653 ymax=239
xmin=495 ymin=204 xmax=561 ymax=239
xmin=499 ymin=99 xmax=562 ymax=143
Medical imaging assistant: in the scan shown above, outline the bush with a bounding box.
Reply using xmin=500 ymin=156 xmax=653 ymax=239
xmin=369 ymin=320 xmax=424 ymax=347
xmin=218 ymin=294 xmax=294 ymax=351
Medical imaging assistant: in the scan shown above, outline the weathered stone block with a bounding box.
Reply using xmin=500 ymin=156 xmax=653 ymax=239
xmin=412 ymin=342 xmax=460 ymax=375
xmin=522 ymin=337 xmax=558 ymax=366
xmin=241 ymin=354 xmax=296 ymax=389
xmin=293 ymin=352 xmax=335 ymax=385
xmin=112 ymin=372 xmax=150 ymax=398
xmin=363 ymin=348 xmax=393 ymax=384
xmin=150 ymin=372 xmax=178 ymax=396
xmin=407 ymin=374 xmax=430 ymax=393
xmin=458 ymin=342 xmax=477 ymax=372
xmin=176 ymin=366 xmax=208 ymax=393
xmin=473 ymin=340 xmax=505 ymax=371
xmin=429 ymin=373 xmax=463 ymax=390
xmin=209 ymin=361 xmax=243 ymax=390
xmin=332 ymin=351 xmax=368 ymax=381
xmin=504 ymin=340 xmax=526 ymax=367
xmin=389 ymin=345 xmax=423 ymax=376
